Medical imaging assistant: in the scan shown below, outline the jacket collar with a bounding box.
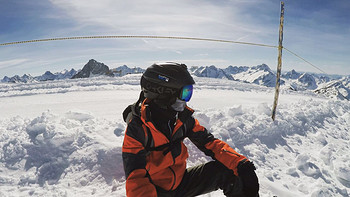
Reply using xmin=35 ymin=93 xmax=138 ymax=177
xmin=140 ymin=98 xmax=194 ymax=124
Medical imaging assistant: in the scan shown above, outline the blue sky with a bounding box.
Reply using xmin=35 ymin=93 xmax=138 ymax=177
xmin=0 ymin=0 xmax=349 ymax=78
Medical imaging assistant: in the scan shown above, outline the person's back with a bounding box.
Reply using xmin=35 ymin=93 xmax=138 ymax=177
xmin=122 ymin=62 xmax=259 ymax=197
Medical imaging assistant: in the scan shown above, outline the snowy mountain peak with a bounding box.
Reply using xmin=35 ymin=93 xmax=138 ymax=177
xmin=191 ymin=65 xmax=234 ymax=80
xmin=1 ymin=74 xmax=35 ymax=83
xmin=190 ymin=64 xmax=281 ymax=87
xmin=1 ymin=76 xmax=10 ymax=83
xmin=57 ymin=68 xmax=78 ymax=79
xmin=252 ymin=63 xmax=271 ymax=72
xmin=224 ymin=65 xmax=249 ymax=74
xmin=227 ymin=64 xmax=282 ymax=87
xmin=111 ymin=65 xmax=145 ymax=77
xmin=44 ymin=71 xmax=53 ymax=75
xmin=34 ymin=69 xmax=78 ymax=81
xmin=298 ymin=73 xmax=317 ymax=90
xmin=318 ymin=75 xmax=331 ymax=84
xmin=72 ymin=59 xmax=113 ymax=79
xmin=283 ymin=69 xmax=301 ymax=79
xmin=36 ymin=71 xmax=56 ymax=81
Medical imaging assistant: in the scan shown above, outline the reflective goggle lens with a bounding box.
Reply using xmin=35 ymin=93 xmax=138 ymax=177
xmin=180 ymin=85 xmax=193 ymax=102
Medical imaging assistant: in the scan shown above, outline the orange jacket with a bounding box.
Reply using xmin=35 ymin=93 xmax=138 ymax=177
xmin=122 ymin=98 xmax=248 ymax=197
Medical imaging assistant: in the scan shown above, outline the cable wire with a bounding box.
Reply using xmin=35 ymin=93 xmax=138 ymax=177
xmin=0 ymin=35 xmax=327 ymax=74
xmin=0 ymin=35 xmax=279 ymax=48
xmin=283 ymin=47 xmax=327 ymax=74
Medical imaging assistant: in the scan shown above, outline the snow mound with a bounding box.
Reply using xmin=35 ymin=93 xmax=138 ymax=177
xmin=0 ymin=111 xmax=126 ymax=196
xmin=191 ymin=100 xmax=350 ymax=197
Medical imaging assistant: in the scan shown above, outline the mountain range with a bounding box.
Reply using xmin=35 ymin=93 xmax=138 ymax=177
xmin=1 ymin=69 xmax=78 ymax=83
xmin=1 ymin=59 xmax=349 ymax=100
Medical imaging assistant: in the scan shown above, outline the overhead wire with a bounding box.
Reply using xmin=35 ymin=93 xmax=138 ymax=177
xmin=283 ymin=47 xmax=327 ymax=74
xmin=0 ymin=35 xmax=279 ymax=48
xmin=0 ymin=35 xmax=327 ymax=74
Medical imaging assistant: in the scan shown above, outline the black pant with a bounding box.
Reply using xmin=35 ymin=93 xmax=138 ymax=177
xmin=157 ymin=161 xmax=245 ymax=197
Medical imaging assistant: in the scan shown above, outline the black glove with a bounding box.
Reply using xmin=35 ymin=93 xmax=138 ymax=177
xmin=237 ymin=161 xmax=259 ymax=197
xmin=222 ymin=173 xmax=245 ymax=197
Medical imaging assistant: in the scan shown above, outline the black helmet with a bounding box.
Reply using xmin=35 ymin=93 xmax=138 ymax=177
xmin=141 ymin=62 xmax=195 ymax=101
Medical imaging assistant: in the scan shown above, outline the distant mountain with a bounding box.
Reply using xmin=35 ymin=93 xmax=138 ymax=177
xmin=189 ymin=64 xmax=281 ymax=87
xmin=299 ymin=73 xmax=317 ymax=89
xmin=282 ymin=69 xmax=301 ymax=80
xmin=72 ymin=59 xmax=113 ymax=79
xmin=36 ymin=71 xmax=56 ymax=81
xmin=224 ymin=65 xmax=249 ymax=74
xmin=289 ymin=73 xmax=318 ymax=90
xmin=35 ymin=69 xmax=78 ymax=81
xmin=0 ymin=59 xmax=144 ymax=83
xmin=1 ymin=69 xmax=77 ymax=83
xmin=281 ymin=70 xmax=331 ymax=91
xmin=56 ymin=69 xmax=78 ymax=80
xmin=1 ymin=74 xmax=35 ymax=83
xmin=1 ymin=76 xmax=10 ymax=83
xmin=314 ymin=78 xmax=350 ymax=100
xmin=191 ymin=65 xmax=234 ymax=80
xmin=111 ymin=65 xmax=144 ymax=77
xmin=246 ymin=64 xmax=282 ymax=87
xmin=221 ymin=64 xmax=283 ymax=87
xmin=317 ymin=75 xmax=331 ymax=84
xmin=189 ymin=64 xmax=347 ymax=92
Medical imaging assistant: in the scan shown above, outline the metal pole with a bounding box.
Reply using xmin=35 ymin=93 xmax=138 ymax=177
xmin=272 ymin=1 xmax=285 ymax=121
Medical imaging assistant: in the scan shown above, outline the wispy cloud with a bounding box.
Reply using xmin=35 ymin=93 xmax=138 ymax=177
xmin=0 ymin=59 xmax=30 ymax=70
xmin=48 ymin=0 xmax=274 ymax=40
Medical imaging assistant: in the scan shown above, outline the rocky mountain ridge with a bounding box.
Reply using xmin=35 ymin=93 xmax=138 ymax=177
xmin=72 ymin=59 xmax=113 ymax=79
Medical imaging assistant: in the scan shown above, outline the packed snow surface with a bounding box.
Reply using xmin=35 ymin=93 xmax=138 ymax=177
xmin=0 ymin=74 xmax=349 ymax=197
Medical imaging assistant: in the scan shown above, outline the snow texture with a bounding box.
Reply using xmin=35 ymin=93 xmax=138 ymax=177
xmin=0 ymin=74 xmax=349 ymax=197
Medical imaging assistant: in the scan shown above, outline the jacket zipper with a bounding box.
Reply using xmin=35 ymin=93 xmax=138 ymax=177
xmin=168 ymin=120 xmax=172 ymax=139
xmin=168 ymin=166 xmax=176 ymax=191
xmin=168 ymin=121 xmax=176 ymax=164
xmin=223 ymin=149 xmax=241 ymax=157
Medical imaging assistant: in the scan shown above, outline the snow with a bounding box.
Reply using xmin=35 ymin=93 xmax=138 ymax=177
xmin=1 ymin=74 xmax=349 ymax=197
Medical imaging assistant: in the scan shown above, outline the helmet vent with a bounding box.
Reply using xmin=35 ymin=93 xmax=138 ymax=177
xmin=158 ymin=75 xmax=169 ymax=82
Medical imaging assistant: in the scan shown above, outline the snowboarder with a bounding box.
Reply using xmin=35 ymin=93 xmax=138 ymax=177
xmin=122 ymin=62 xmax=259 ymax=197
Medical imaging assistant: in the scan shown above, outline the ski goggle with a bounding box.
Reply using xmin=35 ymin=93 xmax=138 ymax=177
xmin=179 ymin=85 xmax=193 ymax=102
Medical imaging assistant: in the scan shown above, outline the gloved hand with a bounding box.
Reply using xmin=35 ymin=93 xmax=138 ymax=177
xmin=222 ymin=173 xmax=244 ymax=197
xmin=237 ymin=161 xmax=259 ymax=197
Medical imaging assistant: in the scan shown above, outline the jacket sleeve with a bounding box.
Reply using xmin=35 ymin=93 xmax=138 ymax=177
xmin=122 ymin=119 xmax=157 ymax=197
xmin=187 ymin=118 xmax=248 ymax=176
